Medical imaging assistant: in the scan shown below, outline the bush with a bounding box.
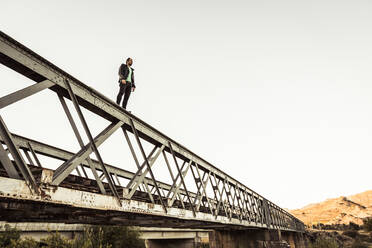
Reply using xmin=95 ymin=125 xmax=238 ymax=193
xmin=308 ymin=236 xmax=339 ymax=248
xmin=9 ymin=238 xmax=39 ymax=248
xmin=0 ymin=224 xmax=21 ymax=247
xmin=357 ymin=233 xmax=372 ymax=243
xmin=350 ymin=239 xmax=368 ymax=248
xmin=349 ymin=222 xmax=360 ymax=230
xmin=71 ymin=228 xmax=110 ymax=248
xmin=82 ymin=226 xmax=145 ymax=248
xmin=40 ymin=232 xmax=75 ymax=248
xmin=0 ymin=225 xmax=145 ymax=248
xmin=362 ymin=217 xmax=372 ymax=232
xmin=342 ymin=230 xmax=359 ymax=238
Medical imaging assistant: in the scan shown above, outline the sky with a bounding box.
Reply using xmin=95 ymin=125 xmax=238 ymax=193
xmin=1 ymin=0 xmax=372 ymax=210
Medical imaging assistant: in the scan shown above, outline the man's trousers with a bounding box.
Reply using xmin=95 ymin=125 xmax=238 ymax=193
xmin=116 ymin=82 xmax=132 ymax=109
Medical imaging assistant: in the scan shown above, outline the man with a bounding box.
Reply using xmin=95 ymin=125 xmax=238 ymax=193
xmin=116 ymin=57 xmax=136 ymax=109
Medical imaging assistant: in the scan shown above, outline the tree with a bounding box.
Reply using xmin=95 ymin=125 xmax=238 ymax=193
xmin=362 ymin=217 xmax=372 ymax=232
xmin=308 ymin=237 xmax=339 ymax=248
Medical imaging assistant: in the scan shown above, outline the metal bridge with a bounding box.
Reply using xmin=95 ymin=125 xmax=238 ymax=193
xmin=0 ymin=31 xmax=304 ymax=232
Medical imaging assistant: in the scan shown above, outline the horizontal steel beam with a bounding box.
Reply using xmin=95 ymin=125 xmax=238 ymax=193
xmin=0 ymin=176 xmax=300 ymax=231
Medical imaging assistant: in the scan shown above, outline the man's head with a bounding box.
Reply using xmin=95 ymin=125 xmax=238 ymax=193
xmin=126 ymin=57 xmax=133 ymax=66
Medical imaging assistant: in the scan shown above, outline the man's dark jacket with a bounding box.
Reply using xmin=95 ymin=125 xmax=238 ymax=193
xmin=118 ymin=64 xmax=136 ymax=88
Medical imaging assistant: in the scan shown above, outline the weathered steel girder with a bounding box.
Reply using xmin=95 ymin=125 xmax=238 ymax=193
xmin=0 ymin=31 xmax=304 ymax=232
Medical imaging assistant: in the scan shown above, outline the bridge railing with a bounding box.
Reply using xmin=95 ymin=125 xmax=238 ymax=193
xmin=0 ymin=31 xmax=304 ymax=232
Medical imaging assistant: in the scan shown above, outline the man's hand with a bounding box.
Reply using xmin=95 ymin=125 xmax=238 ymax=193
xmin=121 ymin=79 xmax=126 ymax=84
xmin=131 ymin=87 xmax=135 ymax=92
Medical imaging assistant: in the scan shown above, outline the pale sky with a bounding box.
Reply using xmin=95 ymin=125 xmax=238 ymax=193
xmin=1 ymin=0 xmax=372 ymax=210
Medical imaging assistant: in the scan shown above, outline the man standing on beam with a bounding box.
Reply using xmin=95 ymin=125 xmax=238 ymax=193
xmin=116 ymin=57 xmax=136 ymax=110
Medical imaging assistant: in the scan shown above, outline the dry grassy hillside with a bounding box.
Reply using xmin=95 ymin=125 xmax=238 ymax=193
xmin=290 ymin=190 xmax=372 ymax=225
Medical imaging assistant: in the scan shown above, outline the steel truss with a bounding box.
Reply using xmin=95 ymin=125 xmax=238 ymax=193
xmin=0 ymin=31 xmax=304 ymax=232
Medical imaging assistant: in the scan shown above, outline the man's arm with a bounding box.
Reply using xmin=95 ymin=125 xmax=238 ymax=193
xmin=118 ymin=64 xmax=125 ymax=78
xmin=132 ymin=73 xmax=136 ymax=88
xmin=119 ymin=64 xmax=127 ymax=83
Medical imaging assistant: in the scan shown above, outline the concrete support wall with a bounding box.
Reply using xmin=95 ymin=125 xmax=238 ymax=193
xmin=145 ymin=238 xmax=200 ymax=248
xmin=282 ymin=231 xmax=307 ymax=248
xmin=209 ymin=229 xmax=306 ymax=248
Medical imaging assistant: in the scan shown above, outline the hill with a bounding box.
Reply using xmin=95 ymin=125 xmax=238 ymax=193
xmin=290 ymin=190 xmax=372 ymax=225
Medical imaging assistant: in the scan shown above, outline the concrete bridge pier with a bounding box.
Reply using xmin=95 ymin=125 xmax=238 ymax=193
xmin=141 ymin=228 xmax=208 ymax=248
xmin=281 ymin=231 xmax=307 ymax=248
xmin=209 ymin=229 xmax=305 ymax=248
xmin=145 ymin=238 xmax=200 ymax=248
